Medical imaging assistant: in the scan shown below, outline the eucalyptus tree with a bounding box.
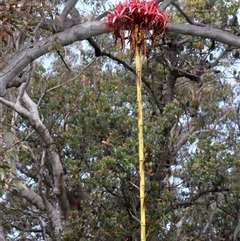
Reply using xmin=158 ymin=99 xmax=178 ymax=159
xmin=0 ymin=0 xmax=240 ymax=240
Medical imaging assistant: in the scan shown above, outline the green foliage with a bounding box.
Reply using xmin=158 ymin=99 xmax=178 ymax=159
xmin=1 ymin=0 xmax=240 ymax=240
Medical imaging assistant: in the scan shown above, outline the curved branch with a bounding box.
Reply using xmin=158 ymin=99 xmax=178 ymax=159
xmin=17 ymin=182 xmax=45 ymax=210
xmin=60 ymin=0 xmax=79 ymax=24
xmin=95 ymin=12 xmax=107 ymax=21
xmin=101 ymin=51 xmax=135 ymax=73
xmin=17 ymin=181 xmax=63 ymax=234
xmin=172 ymin=2 xmax=205 ymax=26
xmin=1 ymin=21 xmax=240 ymax=96
xmin=159 ymin=0 xmax=177 ymax=11
xmin=0 ymin=21 xmax=107 ymax=96
xmin=207 ymin=48 xmax=231 ymax=68
xmin=0 ymin=95 xmax=70 ymax=220
xmin=167 ymin=23 xmax=240 ymax=47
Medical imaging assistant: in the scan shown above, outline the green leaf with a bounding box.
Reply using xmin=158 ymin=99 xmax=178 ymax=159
xmin=48 ymin=44 xmax=55 ymax=52
xmin=4 ymin=129 xmax=14 ymax=145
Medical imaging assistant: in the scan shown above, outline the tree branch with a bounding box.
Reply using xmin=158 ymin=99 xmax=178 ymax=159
xmin=60 ymin=0 xmax=79 ymax=25
xmin=172 ymin=2 xmax=205 ymax=26
xmin=17 ymin=181 xmax=46 ymax=210
xmin=167 ymin=23 xmax=240 ymax=47
xmin=0 ymin=94 xmax=70 ymax=220
xmin=1 ymin=21 xmax=240 ymax=96
xmin=0 ymin=21 xmax=107 ymax=96
xmin=159 ymin=0 xmax=177 ymax=11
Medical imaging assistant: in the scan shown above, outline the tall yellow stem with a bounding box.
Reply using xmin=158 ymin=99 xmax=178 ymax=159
xmin=135 ymin=44 xmax=145 ymax=241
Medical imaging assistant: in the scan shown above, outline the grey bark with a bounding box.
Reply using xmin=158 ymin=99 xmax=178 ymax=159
xmin=0 ymin=93 xmax=69 ymax=222
xmin=0 ymin=20 xmax=240 ymax=96
xmin=16 ymin=181 xmax=63 ymax=234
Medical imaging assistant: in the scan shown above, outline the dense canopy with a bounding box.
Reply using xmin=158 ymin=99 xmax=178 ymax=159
xmin=0 ymin=0 xmax=240 ymax=240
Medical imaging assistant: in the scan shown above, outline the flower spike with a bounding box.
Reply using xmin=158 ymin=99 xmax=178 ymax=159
xmin=106 ymin=0 xmax=167 ymax=56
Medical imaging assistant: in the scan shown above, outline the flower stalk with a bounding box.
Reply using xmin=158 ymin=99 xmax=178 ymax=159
xmin=135 ymin=41 xmax=146 ymax=240
xmin=106 ymin=1 xmax=167 ymax=240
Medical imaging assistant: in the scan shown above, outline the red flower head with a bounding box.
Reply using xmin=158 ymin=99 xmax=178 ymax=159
xmin=106 ymin=0 xmax=167 ymax=57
